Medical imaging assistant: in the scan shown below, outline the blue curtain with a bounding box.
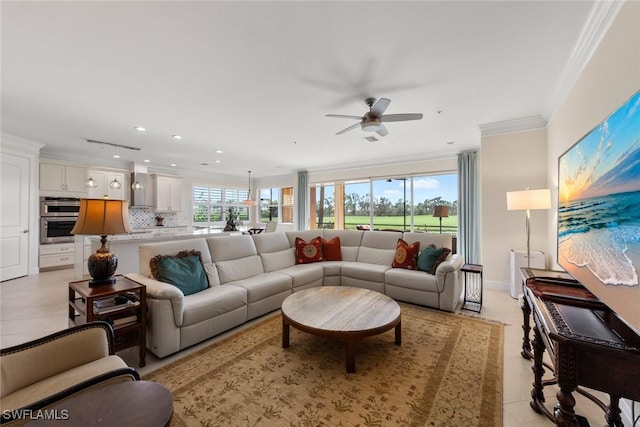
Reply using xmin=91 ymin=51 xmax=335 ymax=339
xmin=296 ymin=171 xmax=308 ymax=230
xmin=457 ymin=151 xmax=479 ymax=264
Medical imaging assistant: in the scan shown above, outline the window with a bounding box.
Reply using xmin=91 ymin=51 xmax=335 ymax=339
xmin=259 ymin=186 xmax=294 ymax=224
xmin=310 ymin=173 xmax=458 ymax=233
xmin=192 ymin=186 xmax=249 ymax=227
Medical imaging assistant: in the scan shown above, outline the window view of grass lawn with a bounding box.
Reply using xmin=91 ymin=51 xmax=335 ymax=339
xmin=314 ymin=173 xmax=458 ymax=234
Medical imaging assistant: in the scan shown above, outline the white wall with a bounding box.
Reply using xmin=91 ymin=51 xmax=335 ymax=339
xmin=480 ymin=128 xmax=548 ymax=287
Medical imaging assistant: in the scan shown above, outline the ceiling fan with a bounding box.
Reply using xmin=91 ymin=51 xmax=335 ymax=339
xmin=326 ymin=97 xmax=423 ymax=137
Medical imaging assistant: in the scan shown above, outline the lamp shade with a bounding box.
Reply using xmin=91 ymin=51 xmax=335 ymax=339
xmin=242 ymin=199 xmax=257 ymax=206
xmin=433 ymin=206 xmax=449 ymax=218
xmin=506 ymin=188 xmax=551 ymax=211
xmin=71 ymin=199 xmax=132 ymax=236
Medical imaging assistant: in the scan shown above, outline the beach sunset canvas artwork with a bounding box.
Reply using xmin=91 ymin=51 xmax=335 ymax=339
xmin=558 ymin=90 xmax=640 ymax=332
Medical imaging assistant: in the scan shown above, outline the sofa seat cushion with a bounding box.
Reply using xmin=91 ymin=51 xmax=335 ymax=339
xmin=276 ymin=263 xmax=324 ymax=289
xmin=228 ymin=272 xmax=292 ymax=303
xmin=341 ymin=261 xmax=391 ymax=283
xmin=321 ymin=260 xmax=343 ymax=277
xmin=1 ymin=356 xmax=128 ymax=412
xmin=385 ymin=268 xmax=439 ymax=293
xmin=181 ymin=284 xmax=248 ymax=327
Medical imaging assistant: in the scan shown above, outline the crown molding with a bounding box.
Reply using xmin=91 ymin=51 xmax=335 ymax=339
xmin=1 ymin=132 xmax=45 ymax=156
xmin=544 ymin=0 xmax=625 ymax=120
xmin=478 ymin=115 xmax=547 ymax=137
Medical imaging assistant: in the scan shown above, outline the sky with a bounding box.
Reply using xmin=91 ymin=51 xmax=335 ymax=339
xmin=559 ymin=91 xmax=640 ymax=202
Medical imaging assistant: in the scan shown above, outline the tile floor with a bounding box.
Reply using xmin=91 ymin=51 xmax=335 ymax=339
xmin=0 ymin=269 xmax=629 ymax=426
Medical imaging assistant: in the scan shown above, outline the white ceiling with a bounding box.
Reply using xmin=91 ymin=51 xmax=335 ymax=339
xmin=2 ymin=1 xmax=598 ymax=179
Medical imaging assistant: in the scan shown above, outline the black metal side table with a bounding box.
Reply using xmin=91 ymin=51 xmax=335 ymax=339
xmin=461 ymin=263 xmax=483 ymax=312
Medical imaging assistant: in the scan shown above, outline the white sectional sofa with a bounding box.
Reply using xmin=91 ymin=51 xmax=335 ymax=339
xmin=126 ymin=230 xmax=463 ymax=358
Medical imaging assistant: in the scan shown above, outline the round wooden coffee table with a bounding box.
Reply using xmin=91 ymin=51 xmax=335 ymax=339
xmin=281 ymin=286 xmax=401 ymax=373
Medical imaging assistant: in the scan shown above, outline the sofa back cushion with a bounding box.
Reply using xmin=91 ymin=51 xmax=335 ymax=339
xmin=207 ymin=235 xmax=264 ymax=283
xmin=253 ymin=232 xmax=295 ymax=272
xmin=402 ymin=232 xmax=452 ymax=251
xmin=357 ymin=231 xmax=399 ymax=265
xmin=284 ymin=230 xmax=323 ymax=248
xmin=138 ymin=238 xmax=220 ymax=286
xmin=324 ymin=230 xmax=364 ymax=262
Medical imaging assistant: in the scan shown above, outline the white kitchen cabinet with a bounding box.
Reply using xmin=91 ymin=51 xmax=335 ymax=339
xmin=153 ymin=175 xmax=182 ymax=211
xmin=40 ymin=163 xmax=86 ymax=192
xmin=86 ymin=170 xmax=126 ymax=200
xmin=39 ymin=243 xmax=75 ymax=269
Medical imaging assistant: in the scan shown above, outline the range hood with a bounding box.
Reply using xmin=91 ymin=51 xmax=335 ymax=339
xmin=130 ymin=172 xmax=151 ymax=207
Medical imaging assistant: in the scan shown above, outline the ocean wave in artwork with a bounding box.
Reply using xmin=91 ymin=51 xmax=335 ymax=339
xmin=559 ymin=225 xmax=640 ymax=286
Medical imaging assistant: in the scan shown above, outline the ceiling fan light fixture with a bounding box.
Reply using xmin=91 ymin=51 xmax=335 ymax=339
xmin=362 ymin=122 xmax=381 ymax=132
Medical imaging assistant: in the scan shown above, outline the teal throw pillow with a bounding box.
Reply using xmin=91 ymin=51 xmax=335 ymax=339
xmin=417 ymin=247 xmax=451 ymax=274
xmin=151 ymin=250 xmax=208 ymax=296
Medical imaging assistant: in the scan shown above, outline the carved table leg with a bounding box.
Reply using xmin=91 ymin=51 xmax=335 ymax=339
xmin=521 ymin=295 xmax=533 ymax=359
xmin=605 ymin=395 xmax=623 ymax=427
xmin=554 ymin=386 xmax=578 ymax=426
xmin=554 ymin=346 xmax=579 ymax=427
xmin=530 ymin=324 xmax=546 ymax=413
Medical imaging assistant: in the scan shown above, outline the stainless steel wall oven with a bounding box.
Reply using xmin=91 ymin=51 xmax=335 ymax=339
xmin=40 ymin=197 xmax=80 ymax=244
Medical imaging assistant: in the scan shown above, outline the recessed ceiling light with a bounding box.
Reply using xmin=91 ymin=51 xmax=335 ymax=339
xmin=172 ymin=135 xmax=182 ymax=140
xmin=200 ymin=162 xmax=208 ymax=166
xmin=143 ymin=159 xmax=150 ymax=163
xmin=170 ymin=163 xmax=177 ymax=167
xmin=215 ymin=150 xmax=223 ymax=154
xmin=134 ymin=126 xmax=146 ymax=132
xmin=215 ymin=160 xmax=221 ymax=163
xmin=446 ymin=141 xmax=455 ymax=145
xmin=113 ymin=154 xmax=120 ymax=158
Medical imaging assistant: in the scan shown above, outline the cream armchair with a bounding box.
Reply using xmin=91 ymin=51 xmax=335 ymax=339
xmin=1 ymin=322 xmax=139 ymax=426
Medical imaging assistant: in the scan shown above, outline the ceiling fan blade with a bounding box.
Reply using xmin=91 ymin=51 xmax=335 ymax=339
xmin=326 ymin=114 xmax=363 ymax=120
xmin=370 ymin=98 xmax=391 ymax=116
xmin=381 ymin=113 xmax=423 ymax=122
xmin=375 ymin=123 xmax=389 ymax=137
xmin=335 ymin=122 xmax=361 ymax=135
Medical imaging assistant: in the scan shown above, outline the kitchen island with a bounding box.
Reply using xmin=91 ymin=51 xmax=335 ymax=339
xmin=74 ymin=227 xmax=240 ymax=279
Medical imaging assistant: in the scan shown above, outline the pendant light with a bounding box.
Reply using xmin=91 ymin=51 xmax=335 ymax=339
xmin=131 ymin=150 xmax=144 ymax=190
xmin=109 ymin=177 xmax=122 ymax=189
xmin=242 ymin=171 xmax=257 ymax=206
xmin=85 ymin=176 xmax=97 ymax=188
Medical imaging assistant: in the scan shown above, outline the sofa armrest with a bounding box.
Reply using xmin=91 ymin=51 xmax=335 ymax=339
xmin=125 ymin=273 xmax=185 ymax=326
xmin=434 ymin=254 xmax=464 ymax=291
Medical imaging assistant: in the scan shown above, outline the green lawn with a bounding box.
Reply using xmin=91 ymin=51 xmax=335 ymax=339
xmin=317 ymin=215 xmax=458 ymax=232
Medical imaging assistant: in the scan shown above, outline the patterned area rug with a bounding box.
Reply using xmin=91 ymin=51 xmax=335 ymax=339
xmin=144 ymin=304 xmax=503 ymax=426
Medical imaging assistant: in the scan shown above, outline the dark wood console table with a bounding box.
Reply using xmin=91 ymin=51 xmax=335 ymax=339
xmin=520 ymin=267 xmax=640 ymax=426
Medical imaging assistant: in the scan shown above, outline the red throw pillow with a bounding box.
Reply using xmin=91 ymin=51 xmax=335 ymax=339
xmin=295 ymin=237 xmax=324 ymax=264
xmin=321 ymin=237 xmax=342 ymax=261
xmin=391 ymin=238 xmax=420 ymax=270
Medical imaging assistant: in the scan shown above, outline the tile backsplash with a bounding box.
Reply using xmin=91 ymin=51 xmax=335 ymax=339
xmin=128 ymin=207 xmax=179 ymax=229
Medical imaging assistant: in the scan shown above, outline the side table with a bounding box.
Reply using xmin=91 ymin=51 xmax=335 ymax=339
xmin=461 ymin=263 xmax=483 ymax=312
xmin=68 ymin=275 xmax=146 ymax=367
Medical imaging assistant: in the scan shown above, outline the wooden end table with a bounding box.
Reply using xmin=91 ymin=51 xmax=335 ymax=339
xmin=68 ymin=275 xmax=147 ymax=367
xmin=281 ymin=286 xmax=401 ymax=373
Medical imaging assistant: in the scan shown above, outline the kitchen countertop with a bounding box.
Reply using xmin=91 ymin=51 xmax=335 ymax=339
xmin=91 ymin=227 xmax=238 ymax=243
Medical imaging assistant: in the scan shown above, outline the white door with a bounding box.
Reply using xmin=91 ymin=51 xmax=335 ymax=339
xmin=1 ymin=153 xmax=30 ymax=281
